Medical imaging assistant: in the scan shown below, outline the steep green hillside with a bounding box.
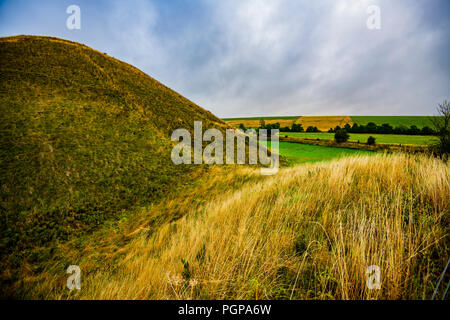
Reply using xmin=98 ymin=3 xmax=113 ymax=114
xmin=0 ymin=35 xmax=225 ymax=255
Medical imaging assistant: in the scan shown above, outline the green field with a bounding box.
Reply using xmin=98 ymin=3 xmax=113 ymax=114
xmin=262 ymin=141 xmax=372 ymax=165
xmin=281 ymin=132 xmax=437 ymax=145
xmin=351 ymin=116 xmax=434 ymax=129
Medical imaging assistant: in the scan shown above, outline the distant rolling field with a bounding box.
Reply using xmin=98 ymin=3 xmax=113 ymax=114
xmin=224 ymin=116 xmax=353 ymax=131
xmin=224 ymin=116 xmax=436 ymax=131
xmin=225 ymin=118 xmax=297 ymax=129
xmin=222 ymin=116 xmax=298 ymax=121
xmin=262 ymin=140 xmax=372 ymax=165
xmin=282 ymin=132 xmax=437 ymax=145
xmin=295 ymin=116 xmax=353 ymax=132
xmin=351 ymin=116 xmax=434 ymax=129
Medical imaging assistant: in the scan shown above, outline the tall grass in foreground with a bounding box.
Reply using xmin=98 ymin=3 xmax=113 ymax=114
xmin=41 ymin=154 xmax=449 ymax=299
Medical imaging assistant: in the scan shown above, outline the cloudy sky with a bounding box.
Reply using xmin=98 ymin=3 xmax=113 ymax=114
xmin=0 ymin=0 xmax=449 ymax=117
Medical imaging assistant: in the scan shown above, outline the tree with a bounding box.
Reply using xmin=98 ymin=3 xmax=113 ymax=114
xmin=306 ymin=126 xmax=320 ymax=132
xmin=420 ymin=126 xmax=435 ymax=135
xmin=430 ymin=100 xmax=450 ymax=155
xmin=291 ymin=123 xmax=304 ymax=132
xmin=351 ymin=123 xmax=359 ymax=133
xmin=365 ymin=122 xmax=378 ymax=133
xmin=344 ymin=123 xmax=352 ymax=132
xmin=379 ymin=123 xmax=394 ymax=134
xmin=264 ymin=122 xmax=280 ymax=130
xmin=334 ymin=129 xmax=349 ymax=143
xmin=367 ymin=136 xmax=376 ymax=145
xmin=407 ymin=125 xmax=420 ymax=135
xmin=238 ymin=123 xmax=246 ymax=131
xmin=259 ymin=118 xmax=266 ymax=128
xmin=394 ymin=125 xmax=408 ymax=135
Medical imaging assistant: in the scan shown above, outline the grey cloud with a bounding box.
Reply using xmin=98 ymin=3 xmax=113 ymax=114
xmin=0 ymin=0 xmax=448 ymax=117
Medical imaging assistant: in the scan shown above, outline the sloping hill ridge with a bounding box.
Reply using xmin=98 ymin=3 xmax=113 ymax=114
xmin=0 ymin=35 xmax=225 ymax=253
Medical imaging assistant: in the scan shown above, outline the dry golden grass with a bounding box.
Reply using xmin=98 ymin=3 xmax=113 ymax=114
xmin=226 ymin=119 xmax=297 ymax=129
xmin=294 ymin=116 xmax=354 ymax=132
xmin=224 ymin=116 xmax=353 ymax=132
xmin=23 ymin=154 xmax=449 ymax=300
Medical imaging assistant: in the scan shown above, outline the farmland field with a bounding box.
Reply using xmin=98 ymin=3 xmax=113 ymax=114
xmin=294 ymin=116 xmax=353 ymax=132
xmin=261 ymin=140 xmax=372 ymax=165
xmin=281 ymin=132 xmax=438 ymax=145
xmin=225 ymin=118 xmax=297 ymax=129
xmin=350 ymin=116 xmax=434 ymax=129
xmin=224 ymin=116 xmax=353 ymax=131
xmin=224 ymin=116 xmax=436 ymax=132
xmin=223 ymin=116 xmax=298 ymax=121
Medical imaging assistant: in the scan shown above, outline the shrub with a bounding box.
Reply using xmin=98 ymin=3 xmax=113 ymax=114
xmin=306 ymin=126 xmax=320 ymax=133
xmin=430 ymin=100 xmax=450 ymax=156
xmin=367 ymin=136 xmax=376 ymax=145
xmin=334 ymin=129 xmax=349 ymax=143
xmin=291 ymin=123 xmax=304 ymax=132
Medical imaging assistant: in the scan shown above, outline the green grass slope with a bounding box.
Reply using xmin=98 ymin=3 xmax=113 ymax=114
xmin=0 ymin=35 xmax=225 ymax=255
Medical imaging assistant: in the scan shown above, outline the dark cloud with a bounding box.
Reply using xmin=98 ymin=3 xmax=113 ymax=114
xmin=0 ymin=0 xmax=448 ymax=117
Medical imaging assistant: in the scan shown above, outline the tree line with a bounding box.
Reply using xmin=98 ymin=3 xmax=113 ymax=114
xmin=327 ymin=122 xmax=436 ymax=135
xmin=238 ymin=120 xmax=321 ymax=133
xmin=238 ymin=119 xmax=437 ymax=135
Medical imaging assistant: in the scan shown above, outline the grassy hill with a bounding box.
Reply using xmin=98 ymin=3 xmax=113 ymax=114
xmin=0 ymin=35 xmax=226 ymax=258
